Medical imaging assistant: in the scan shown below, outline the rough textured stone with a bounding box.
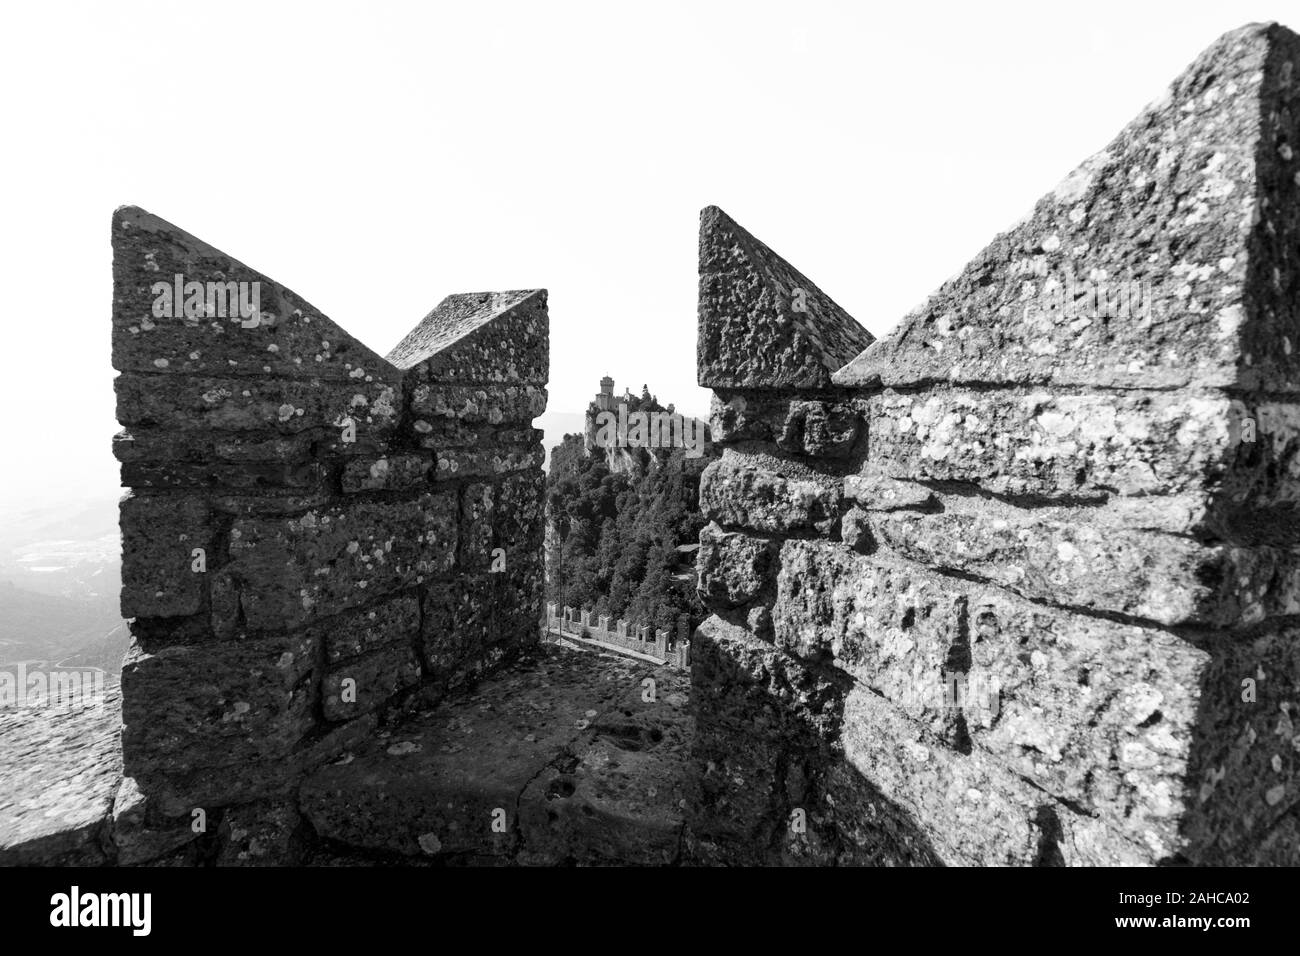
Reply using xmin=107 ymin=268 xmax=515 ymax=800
xmin=709 ymin=389 xmax=861 ymax=457
xmin=410 ymin=384 xmax=547 ymax=426
xmin=698 ymin=206 xmax=874 ymax=389
xmin=216 ymin=801 xmax=303 ymax=866
xmin=109 ymin=776 xmax=200 ymax=865
xmin=112 ymin=206 xmax=398 ymax=383
xmin=388 ymin=291 xmax=548 ymax=385
xmin=116 ymin=373 xmax=400 ymax=443
xmin=323 ymin=644 xmax=421 ymax=721
xmin=772 ymin=540 xmax=1209 ymax=858
xmin=26 ymin=198 xmax=554 ymax=867
xmin=301 ymin=646 xmax=688 ymax=864
xmin=700 ymin=447 xmax=844 ymax=535
xmin=341 ymin=454 xmax=432 ymax=493
xmin=863 ymin=387 xmax=1243 ymax=501
xmin=120 ymin=633 xmax=318 ymax=777
xmin=834 ymin=23 xmax=1300 ymax=393
xmin=843 ymin=474 xmax=938 ymax=511
xmin=427 ymin=437 xmax=545 ymax=479
xmin=837 ymin=685 xmax=1152 ymax=866
xmin=696 ymin=523 xmax=777 ymax=608
xmin=687 ymin=616 xmax=846 ymax=865
xmin=316 ymin=596 xmax=420 ymax=666
xmin=689 ymin=28 xmax=1300 ymax=865
xmin=120 ymin=493 xmax=211 ymax=619
xmin=227 ymin=495 xmax=457 ymax=632
xmin=863 ymin=494 xmax=1300 ymax=626
xmin=1181 ymin=625 xmax=1300 ymax=864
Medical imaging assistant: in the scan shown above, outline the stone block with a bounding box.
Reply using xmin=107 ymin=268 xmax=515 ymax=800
xmin=119 ymin=632 xmax=318 ymax=778
xmin=227 ymin=494 xmax=456 ymax=632
xmin=388 ymin=290 xmax=548 ymax=385
xmin=323 ymin=644 xmax=421 ymax=721
xmin=120 ymin=493 xmax=211 ymax=619
xmin=341 ymin=454 xmax=432 ymax=493
xmin=696 ymin=523 xmax=778 ymax=608
xmin=700 ymin=447 xmax=843 ymax=535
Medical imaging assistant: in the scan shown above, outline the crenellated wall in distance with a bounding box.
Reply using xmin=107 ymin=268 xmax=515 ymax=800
xmin=690 ymin=22 xmax=1300 ymax=866
xmin=544 ymin=603 xmax=691 ymax=667
xmin=111 ymin=207 xmax=547 ymax=853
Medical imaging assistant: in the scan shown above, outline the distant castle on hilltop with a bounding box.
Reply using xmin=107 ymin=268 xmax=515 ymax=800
xmin=582 ymin=375 xmax=711 ymax=462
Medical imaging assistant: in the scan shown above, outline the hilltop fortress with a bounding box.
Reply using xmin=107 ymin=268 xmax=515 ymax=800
xmin=2 ymin=21 xmax=1299 ymax=866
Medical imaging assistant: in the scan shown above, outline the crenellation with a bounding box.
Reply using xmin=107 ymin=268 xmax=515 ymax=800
xmin=689 ymin=21 xmax=1300 ymax=867
xmin=13 ymin=24 xmax=1300 ymax=871
xmin=109 ymin=206 xmax=550 ymax=855
xmin=542 ymin=606 xmax=690 ymax=668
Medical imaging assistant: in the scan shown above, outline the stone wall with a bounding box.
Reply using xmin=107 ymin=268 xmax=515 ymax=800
xmin=111 ymin=207 xmax=547 ymax=857
xmin=689 ymin=22 xmax=1300 ymax=866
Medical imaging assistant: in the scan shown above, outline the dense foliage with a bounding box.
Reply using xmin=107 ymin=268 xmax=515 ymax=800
xmin=545 ymin=388 xmax=707 ymax=642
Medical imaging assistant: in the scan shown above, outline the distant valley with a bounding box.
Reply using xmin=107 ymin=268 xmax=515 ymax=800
xmin=0 ymin=495 xmax=126 ymax=672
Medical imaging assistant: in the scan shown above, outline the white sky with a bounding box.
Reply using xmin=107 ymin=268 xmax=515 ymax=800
xmin=0 ymin=0 xmax=1284 ymax=505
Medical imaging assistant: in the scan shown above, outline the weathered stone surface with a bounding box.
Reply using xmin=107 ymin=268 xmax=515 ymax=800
xmin=427 ymin=437 xmax=545 ymax=479
xmin=834 ymin=24 xmax=1300 ymax=392
xmin=687 ymin=616 xmax=846 ymax=865
xmin=120 ymin=493 xmax=211 ymax=619
xmin=495 ymin=551 xmax=546 ymax=652
xmin=114 ymin=430 xmax=340 ymax=493
xmin=216 ymin=801 xmax=303 ymax=866
xmin=410 ymin=384 xmax=547 ymax=425
xmin=71 ymin=207 xmax=554 ymax=867
xmin=838 ymin=684 xmax=1152 ymax=865
xmin=515 ymin=661 xmax=692 ymax=865
xmin=864 ymin=495 xmax=1300 ymax=626
xmin=1238 ymin=401 xmax=1300 ymax=508
xmin=820 ymin=762 xmax=944 ymax=865
xmin=0 ymin=685 xmax=121 ymax=866
xmin=323 ymin=644 xmax=421 ymax=721
xmin=341 ymin=454 xmax=432 ymax=493
xmin=421 ymin=576 xmax=498 ymax=679
xmin=1181 ymin=625 xmax=1300 ymax=864
xmin=864 ymin=387 xmax=1242 ymax=501
xmin=773 ymin=542 xmax=962 ymax=742
xmin=696 ymin=523 xmax=777 ymax=608
xmin=227 ymin=495 xmax=457 ymax=631
xmin=316 ymin=596 xmax=420 ymax=665
xmin=709 ymin=390 xmax=795 ymax=444
xmin=843 ymin=474 xmax=937 ymax=511
xmin=301 ymin=646 xmax=687 ymax=864
xmin=129 ymin=712 xmax=379 ymax=817
xmin=388 ymin=291 xmax=548 ymax=385
xmin=700 ymin=447 xmax=843 ymax=535
xmin=207 ymin=491 xmax=337 ymax=517
xmin=458 ymin=482 xmax=495 ymax=570
xmin=495 ymin=469 xmax=546 ymax=549
xmin=709 ymin=390 xmax=860 ymax=457
xmin=120 ymin=633 xmax=317 ymax=777
xmin=1243 ymin=806 xmax=1300 ymax=865
xmin=773 ymin=539 xmax=1208 ymax=856
xmin=698 ymin=206 xmax=874 ymax=389
xmin=686 ymin=23 xmax=1300 ymax=868
xmin=115 ymin=373 xmax=400 ymax=442
xmin=112 ymin=206 xmax=398 ymax=383
xmin=109 ymin=776 xmax=200 ymax=865
xmin=778 ymin=400 xmax=861 ymax=457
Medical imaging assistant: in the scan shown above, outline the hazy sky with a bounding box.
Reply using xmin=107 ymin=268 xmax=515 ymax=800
xmin=0 ymin=0 xmax=1282 ymax=505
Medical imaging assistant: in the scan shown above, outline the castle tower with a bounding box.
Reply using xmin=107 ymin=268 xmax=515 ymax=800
xmin=597 ymin=374 xmax=614 ymax=411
